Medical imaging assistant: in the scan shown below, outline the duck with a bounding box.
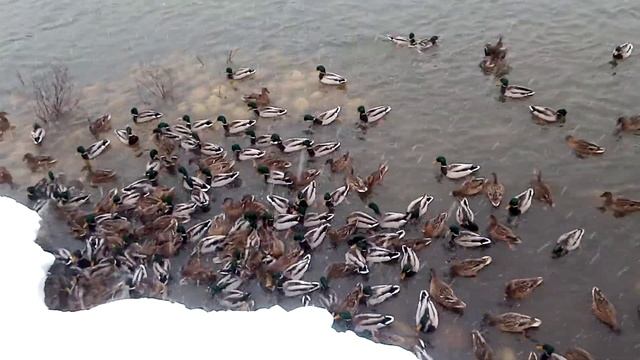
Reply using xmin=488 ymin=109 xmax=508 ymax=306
xmin=386 ymin=32 xmax=417 ymax=46
xmin=77 ymin=139 xmax=111 ymax=160
xmin=366 ymin=245 xmax=401 ymax=264
xmin=31 ymin=123 xmax=46 ymax=145
xmin=614 ymin=115 xmax=640 ymax=135
xmin=266 ymin=194 xmax=291 ymax=214
xmin=304 ymin=212 xmax=334 ymax=228
xmin=346 ymin=210 xmax=379 ymax=230
xmin=364 ymin=161 xmax=389 ymax=191
xmin=450 ymin=256 xmax=492 ymax=277
xmin=484 ymin=172 xmax=505 ymax=207
xmin=114 ymin=126 xmax=139 ymax=146
xmin=449 ymin=225 xmax=491 ymax=248
xmin=304 ymin=106 xmax=341 ymax=126
xmin=598 ymin=191 xmax=640 ymax=217
xmin=535 ymin=344 xmax=566 ymax=360
xmin=248 ymin=102 xmax=287 ymax=118
xmin=88 ymin=114 xmax=112 ymax=136
xmin=242 ymin=87 xmax=270 ymax=107
xmin=415 ymin=290 xmax=439 ymax=333
xmin=484 ymin=35 xmax=507 ymax=59
xmin=302 ymin=223 xmax=331 ymax=250
xmin=488 ymin=214 xmax=521 ymax=246
xmin=358 ymin=105 xmax=392 ymax=124
xmin=435 ymin=156 xmax=480 ymax=180
xmin=499 ymin=78 xmax=535 ymax=99
xmin=200 ymin=142 xmax=225 ymax=158
xmin=451 ymin=177 xmax=486 ymax=197
xmin=507 ymin=188 xmax=534 ymax=218
xmin=565 ymin=135 xmax=605 ymax=157
xmin=305 ymin=140 xmax=341 ymax=158
xmin=363 ymin=285 xmax=400 ymax=306
xmin=226 ymin=67 xmax=256 ymax=80
xmin=257 ymin=165 xmax=293 ymax=186
xmin=0 ymin=166 xmax=15 ymax=188
xmin=153 ymin=122 xmax=182 ymax=141
xmin=429 ymin=269 xmax=466 ymax=312
xmin=22 ymin=153 xmax=57 ymax=172
xmin=591 ymin=286 xmax=620 ymax=333
xmin=282 ymin=279 xmax=320 ymax=297
xmin=368 ymin=202 xmax=409 ymax=229
xmin=256 ymin=153 xmax=291 ymax=172
xmin=528 ymin=106 xmax=567 ymax=124
xmin=415 ymin=36 xmax=439 ymax=52
xmin=0 ymin=112 xmax=13 ymax=137
xmin=299 ymin=180 xmax=317 ymax=204
xmin=131 ymin=107 xmax=163 ymax=123
xmin=244 ymin=130 xmax=275 ymax=147
xmin=564 ymin=347 xmax=595 ymax=360
xmin=334 ymin=312 xmax=394 ymax=334
xmin=177 ymin=166 xmax=210 ymax=192
xmin=484 ymin=312 xmax=542 ymax=333
xmin=422 ymin=212 xmax=448 ymax=238
xmin=531 ymin=170 xmax=554 ymax=207
xmin=325 ymin=153 xmax=352 ymax=173
xmin=216 ymin=115 xmax=256 ymax=135
xmin=81 ymin=165 xmax=117 ymax=185
xmin=181 ymin=115 xmax=214 ymax=132
xmin=505 ymin=277 xmax=543 ymax=300
xmin=552 ymin=228 xmax=584 ymax=258
xmin=324 ymin=184 xmax=349 ymax=210
xmin=346 ymin=168 xmax=369 ymax=193
xmin=612 ymin=42 xmax=633 ymax=60
xmin=471 ymin=330 xmax=494 ymax=360
xmin=406 ymin=194 xmax=434 ymax=220
xmin=456 ymin=197 xmax=478 ymax=231
xmin=231 ymin=144 xmax=265 ymax=161
xmin=316 ymin=65 xmax=347 ymax=85
xmin=270 ymin=134 xmax=313 ymax=153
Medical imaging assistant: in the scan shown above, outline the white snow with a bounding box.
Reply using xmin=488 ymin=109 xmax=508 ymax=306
xmin=0 ymin=196 xmax=415 ymax=360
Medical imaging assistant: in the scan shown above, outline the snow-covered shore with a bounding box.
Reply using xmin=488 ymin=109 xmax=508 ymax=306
xmin=0 ymin=196 xmax=414 ymax=360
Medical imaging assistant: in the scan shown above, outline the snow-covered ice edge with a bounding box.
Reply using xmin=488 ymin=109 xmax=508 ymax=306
xmin=0 ymin=196 xmax=415 ymax=360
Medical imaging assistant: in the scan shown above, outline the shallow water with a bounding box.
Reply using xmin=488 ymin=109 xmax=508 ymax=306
xmin=2 ymin=0 xmax=640 ymax=359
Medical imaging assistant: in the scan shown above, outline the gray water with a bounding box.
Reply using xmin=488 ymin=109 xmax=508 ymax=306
xmin=1 ymin=0 xmax=640 ymax=359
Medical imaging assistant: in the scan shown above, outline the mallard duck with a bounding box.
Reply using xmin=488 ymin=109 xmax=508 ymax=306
xmin=386 ymin=32 xmax=417 ymax=46
xmin=177 ymin=166 xmax=210 ymax=192
xmin=0 ymin=112 xmax=14 ymax=138
xmin=282 ymin=279 xmax=320 ymax=297
xmin=180 ymin=132 xmax=201 ymax=151
xmin=299 ymin=180 xmax=317 ymax=204
xmin=456 ymin=197 xmax=478 ymax=231
xmin=181 ymin=115 xmax=214 ymax=131
xmin=565 ymin=135 xmax=605 ymax=157
xmin=324 ymin=184 xmax=349 ymax=210
xmin=199 ymin=143 xmax=224 ymax=158
xmin=346 ymin=168 xmax=369 ymax=193
xmin=304 ymin=106 xmax=341 ymax=126
xmin=529 ymin=106 xmax=567 ymax=124
xmin=406 ymin=194 xmax=434 ymax=220
xmin=226 ymin=67 xmax=256 ymax=80
xmin=488 ymin=214 xmax=520 ymax=246
xmin=248 ymin=102 xmax=287 ymax=118
xmin=366 ymin=246 xmax=401 ymax=263
xmin=612 ymin=42 xmax=633 ymax=60
xmin=471 ymin=330 xmax=494 ymax=360
xmin=281 ymin=254 xmax=312 ymax=281
xmin=273 ymin=213 xmax=301 ymax=231
xmin=114 ymin=126 xmax=139 ymax=146
xmin=358 ymin=105 xmax=391 ymax=124
xmin=450 ymin=256 xmax=492 ymax=277
xmin=256 ymin=153 xmax=291 ymax=172
xmin=0 ymin=166 xmax=15 ymax=188
xmin=81 ymin=165 xmax=117 ymax=185
xmin=416 ymin=289 xmax=439 ymax=333
xmin=345 ymin=247 xmax=370 ymax=274
xmin=346 ymin=211 xmax=379 ymax=230
xmin=244 ymin=130 xmax=275 ymax=147
xmin=231 ymin=144 xmax=265 ymax=161
xmin=336 ymin=312 xmax=395 ymax=334
xmin=153 ymin=122 xmax=182 ymax=141
xmin=535 ymin=344 xmax=565 ymax=360
xmin=364 ymin=161 xmax=389 ymax=191
xmin=592 ymin=286 xmax=620 ymax=333
xmin=88 ymin=114 xmax=112 ymax=136
xmin=505 ymin=277 xmax=543 ymax=300
xmin=191 ymin=187 xmax=210 ymax=211
xmin=484 ymin=312 xmax=541 ymax=333
xmin=270 ymin=134 xmax=312 ymax=153
xmin=303 ymin=212 xmax=334 ymax=228
xmin=499 ymin=78 xmax=535 ymax=99
xmin=416 ymin=36 xmax=439 ymax=52
xmin=430 ymin=269 xmax=466 ymax=311
xmin=217 ymin=115 xmax=256 ymax=135
xmin=22 ymin=153 xmax=56 ymax=172
xmin=484 ymin=35 xmax=506 ymax=59
xmin=451 ymin=177 xmax=486 ymax=198
xmin=303 ymin=223 xmax=331 ymax=249
xmin=449 ymin=225 xmax=491 ymax=248
xmin=615 ymin=115 xmax=640 ymax=135
xmin=552 ymin=228 xmax=584 ymax=258
xmin=484 ymin=172 xmax=505 ymax=207
xmin=131 ymin=107 xmax=163 ymax=123
xmin=257 ymin=165 xmax=293 ymax=186
xmin=187 ymin=219 xmax=212 ymax=242
xmin=598 ymin=191 xmax=640 ymax=217
xmin=423 ymin=212 xmax=448 ymax=238
xmin=435 ymin=156 xmax=480 ymax=180
xmin=316 ymin=65 xmax=347 ymax=85
xmin=531 ymin=170 xmax=554 ymax=207
xmin=77 ymin=139 xmax=111 ymax=160
xmin=363 ymin=285 xmax=400 ymax=306
xmin=31 ymin=123 xmax=45 ymax=145
xmin=564 ymin=347 xmax=595 ymax=360
xmin=305 ymin=140 xmax=341 ymax=158
xmin=266 ymin=194 xmax=291 ymax=214
xmin=145 ymin=149 xmax=162 ymax=173
xmin=507 ymin=188 xmax=534 ymax=218
xmin=413 ymin=339 xmax=434 ymax=360
xmin=368 ymin=202 xmax=409 ymax=229
xmin=324 ymin=153 xmax=351 ymax=174
xmin=242 ymin=87 xmax=270 ymax=107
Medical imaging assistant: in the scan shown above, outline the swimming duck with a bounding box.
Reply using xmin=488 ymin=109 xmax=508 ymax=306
xmin=488 ymin=214 xmax=521 ymax=246
xmin=282 ymin=279 xmax=320 ymax=297
xmin=528 ymin=106 xmax=567 ymax=124
xmin=456 ymin=197 xmax=478 ymax=231
xmin=505 ymin=277 xmax=543 ymax=300
xmin=416 ymin=290 xmax=439 ymax=333
xmin=257 ymin=165 xmax=293 ymax=186
xmin=0 ymin=112 xmax=13 ymax=138
xmin=316 ymin=65 xmax=347 ymax=85
xmin=81 ymin=165 xmax=117 ymax=185
xmin=471 ymin=330 xmax=494 ymax=360
xmin=435 ymin=156 xmax=480 ymax=180
xmin=358 ymin=105 xmax=391 ymax=124
xmin=244 ymin=130 xmax=275 ymax=147
xmin=449 ymin=225 xmax=491 ymax=248
xmin=612 ymin=42 xmax=633 ymax=60
xmin=304 ymin=106 xmax=341 ymax=126
xmin=31 ymin=123 xmax=46 ymax=145
xmin=114 ymin=126 xmax=139 ymax=146
xmin=598 ymin=191 xmax=640 ymax=217
xmin=422 ymin=212 xmax=448 ymax=238
xmin=535 ymin=344 xmax=566 ymax=360
xmin=484 ymin=35 xmax=507 ymax=59
xmin=363 ymin=285 xmax=400 ymax=306
xmin=77 ymin=139 xmax=111 ymax=160
xmin=531 ymin=170 xmax=554 ymax=207
xmin=484 ymin=312 xmax=541 ymax=333
xmin=450 ymin=256 xmax=492 ymax=277
xmin=507 ymin=188 xmax=534 ymax=218
xmin=499 ymin=78 xmax=535 ymax=99
xmin=451 ymin=177 xmax=486 ymax=197
xmin=614 ymin=115 xmax=640 ymax=135
xmin=368 ymin=202 xmax=409 ymax=229
xmin=564 ymin=347 xmax=595 ymax=360
xmin=131 ymin=107 xmax=163 ymax=123
xmin=364 ymin=161 xmax=389 ymax=191
xmin=22 ymin=153 xmax=56 ymax=172
xmin=270 ymin=134 xmax=313 ymax=153
xmin=242 ymin=87 xmax=270 ymax=107
xmin=591 ymin=286 xmax=620 ymax=333
xmin=231 ymin=144 xmax=265 ymax=161
xmin=347 ymin=168 xmax=369 ymax=193
xmin=565 ymin=135 xmax=605 ymax=157
xmin=177 ymin=166 xmax=210 ymax=192
xmin=416 ymin=36 xmax=439 ymax=52
xmin=88 ymin=114 xmax=112 ymax=136
xmin=406 ymin=194 xmax=434 ymax=220
xmin=386 ymin=32 xmax=417 ymax=46
xmin=335 ymin=312 xmax=395 ymax=334
xmin=0 ymin=166 xmax=15 ymax=188
xmin=429 ymin=269 xmax=466 ymax=311
xmin=552 ymin=228 xmax=584 ymax=258
xmin=305 ymin=140 xmax=341 ymax=158
xmin=181 ymin=115 xmax=214 ymax=132
xmin=256 ymin=153 xmax=291 ymax=171
xmin=484 ymin=172 xmax=505 ymax=207
xmin=226 ymin=67 xmax=256 ymax=80
xmin=325 ymin=153 xmax=352 ymax=174
xmin=324 ymin=184 xmax=349 ymax=210
xmin=248 ymin=102 xmax=287 ymax=118
xmin=217 ymin=115 xmax=256 ymax=135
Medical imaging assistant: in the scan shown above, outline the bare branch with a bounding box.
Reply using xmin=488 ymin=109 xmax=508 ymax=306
xmin=135 ymin=64 xmax=175 ymax=102
xmin=31 ymin=65 xmax=78 ymax=124
xmin=227 ymin=48 xmax=239 ymax=64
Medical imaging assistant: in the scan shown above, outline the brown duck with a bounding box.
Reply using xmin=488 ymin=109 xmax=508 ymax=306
xmin=531 ymin=170 xmax=554 ymax=207
xmin=22 ymin=153 xmax=57 ymax=172
xmin=598 ymin=191 xmax=640 ymax=217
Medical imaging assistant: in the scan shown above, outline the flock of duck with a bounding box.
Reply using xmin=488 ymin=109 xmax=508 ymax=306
xmin=1 ymin=34 xmax=639 ymax=360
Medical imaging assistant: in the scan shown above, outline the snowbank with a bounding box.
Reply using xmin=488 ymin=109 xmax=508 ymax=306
xmin=0 ymin=196 xmax=414 ymax=360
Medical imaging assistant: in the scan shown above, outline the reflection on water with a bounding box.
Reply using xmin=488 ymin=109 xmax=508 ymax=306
xmin=2 ymin=0 xmax=640 ymax=359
